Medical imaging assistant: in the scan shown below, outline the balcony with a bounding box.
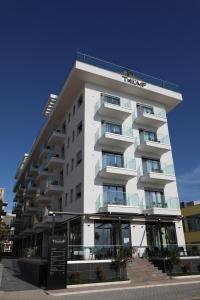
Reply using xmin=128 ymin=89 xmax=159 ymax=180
xmin=36 ymin=165 xmax=53 ymax=181
xmin=96 ymin=94 xmax=133 ymax=121
xmin=35 ymin=190 xmax=51 ymax=204
xmin=29 ymin=164 xmax=39 ymax=176
xmin=140 ymin=164 xmax=176 ymax=185
xmin=45 ymin=177 xmax=64 ymax=196
xmin=96 ymin=126 xmax=134 ymax=149
xmin=39 ymin=144 xmax=51 ymax=160
xmin=27 ymin=181 xmax=37 ymax=194
xmin=25 ymin=206 xmax=38 ymax=215
xmin=46 ymin=152 xmax=64 ymax=170
xmin=48 ymin=129 xmax=66 ymax=146
xmin=136 ymin=133 xmax=171 ymax=155
xmin=134 ymin=106 xmax=167 ymax=128
xmin=96 ymin=192 xmax=141 ymax=214
xmin=96 ymin=156 xmax=137 ymax=181
xmin=143 ymin=197 xmax=181 ymax=216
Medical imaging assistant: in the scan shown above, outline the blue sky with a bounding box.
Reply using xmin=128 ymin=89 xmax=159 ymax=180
xmin=1 ymin=0 xmax=200 ymax=211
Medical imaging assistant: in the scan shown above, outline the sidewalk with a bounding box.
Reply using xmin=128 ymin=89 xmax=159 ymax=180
xmin=47 ymin=277 xmax=200 ymax=296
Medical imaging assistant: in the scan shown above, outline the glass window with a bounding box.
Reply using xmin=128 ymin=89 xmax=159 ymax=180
xmin=140 ymin=130 xmax=157 ymax=142
xmin=102 ymin=152 xmax=123 ymax=168
xmin=145 ymin=190 xmax=165 ymax=208
xmin=76 ymin=183 xmax=82 ymax=200
xmin=77 ymin=95 xmax=83 ymax=109
xmin=137 ymin=104 xmax=154 ymax=115
xmin=186 ymin=215 xmax=200 ymax=232
xmin=66 ymin=163 xmax=69 ymax=176
xmin=103 ymin=184 xmax=125 ymax=205
xmin=142 ymin=158 xmax=161 ymax=173
xmin=73 ymin=105 xmax=75 ymax=116
xmin=102 ymin=94 xmax=120 ymax=106
xmin=76 ymin=150 xmax=82 ymax=166
xmin=102 ymin=121 xmax=122 ymax=135
xmin=77 ymin=121 xmax=83 ymax=136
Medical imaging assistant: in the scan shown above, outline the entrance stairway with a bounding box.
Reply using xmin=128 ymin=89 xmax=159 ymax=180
xmin=127 ymin=258 xmax=169 ymax=282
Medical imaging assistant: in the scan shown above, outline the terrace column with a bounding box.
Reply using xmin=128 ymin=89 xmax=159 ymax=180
xmin=82 ymin=218 xmax=94 ymax=260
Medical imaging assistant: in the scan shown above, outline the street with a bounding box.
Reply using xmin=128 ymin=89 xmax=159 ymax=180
xmin=0 ymin=259 xmax=200 ymax=300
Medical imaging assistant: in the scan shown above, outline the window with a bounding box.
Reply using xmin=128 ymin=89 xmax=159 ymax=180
xmin=186 ymin=215 xmax=200 ymax=232
xmin=140 ymin=130 xmax=157 ymax=143
xmin=70 ymin=189 xmax=74 ymax=202
xmin=102 ymin=151 xmax=123 ymax=168
xmin=137 ymin=104 xmax=153 ymax=115
xmin=68 ymin=112 xmax=71 ymax=123
xmin=76 ymin=183 xmax=82 ymax=200
xmin=67 ymin=137 xmax=70 ymax=148
xmin=62 ymin=121 xmax=66 ymax=134
xmin=71 ymin=158 xmax=74 ymax=171
xmin=77 ymin=95 xmax=83 ymax=108
xmin=102 ymin=121 xmax=122 ymax=135
xmin=102 ymin=93 xmax=120 ymax=106
xmin=65 ymin=193 xmax=68 ymax=206
xmin=58 ymin=198 xmax=62 ymax=212
xmin=66 ymin=163 xmax=69 ymax=176
xmin=72 ymin=130 xmax=75 ymax=142
xmin=103 ymin=184 xmax=125 ymax=205
xmin=142 ymin=158 xmax=161 ymax=173
xmin=77 ymin=121 xmax=83 ymax=136
xmin=76 ymin=150 xmax=82 ymax=166
xmin=145 ymin=190 xmax=165 ymax=208
xmin=73 ymin=105 xmax=75 ymax=116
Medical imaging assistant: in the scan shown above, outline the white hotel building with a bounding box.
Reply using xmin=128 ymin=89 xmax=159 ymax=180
xmin=13 ymin=53 xmax=185 ymax=258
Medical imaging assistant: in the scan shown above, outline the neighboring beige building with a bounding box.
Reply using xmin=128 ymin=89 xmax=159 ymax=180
xmin=12 ymin=53 xmax=185 ymax=259
xmin=181 ymin=201 xmax=200 ymax=244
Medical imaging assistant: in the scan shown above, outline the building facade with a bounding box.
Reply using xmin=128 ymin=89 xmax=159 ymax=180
xmin=13 ymin=53 xmax=185 ymax=259
xmin=181 ymin=201 xmax=200 ymax=244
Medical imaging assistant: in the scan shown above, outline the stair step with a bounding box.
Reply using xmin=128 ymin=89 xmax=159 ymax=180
xmin=127 ymin=258 xmax=169 ymax=283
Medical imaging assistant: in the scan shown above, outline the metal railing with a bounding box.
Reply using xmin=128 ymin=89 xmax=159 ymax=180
xmin=77 ymin=52 xmax=180 ymax=93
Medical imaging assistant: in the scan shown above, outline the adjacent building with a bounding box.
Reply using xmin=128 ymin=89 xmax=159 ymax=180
xmin=181 ymin=201 xmax=200 ymax=244
xmin=12 ymin=53 xmax=185 ymax=259
xmin=1 ymin=213 xmax=15 ymax=253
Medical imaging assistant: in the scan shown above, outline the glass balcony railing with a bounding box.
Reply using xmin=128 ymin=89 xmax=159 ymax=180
xmin=145 ymin=196 xmax=180 ymax=209
xmin=46 ymin=176 xmax=64 ymax=187
xmin=136 ymin=106 xmax=166 ymax=119
xmin=100 ymin=94 xmax=131 ymax=110
xmin=95 ymin=125 xmax=134 ymax=143
xmin=102 ymin=156 xmax=136 ymax=170
xmin=76 ymin=52 xmax=180 ymax=93
xmin=96 ymin=191 xmax=139 ymax=208
xmin=95 ymin=157 xmax=136 ymax=175
xmin=47 ymin=151 xmax=65 ymax=160
xmin=139 ymin=133 xmax=170 ymax=145
xmin=142 ymin=163 xmax=175 ymax=176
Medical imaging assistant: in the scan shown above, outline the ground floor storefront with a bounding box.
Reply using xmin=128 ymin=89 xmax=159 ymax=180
xmin=13 ymin=214 xmax=186 ymax=260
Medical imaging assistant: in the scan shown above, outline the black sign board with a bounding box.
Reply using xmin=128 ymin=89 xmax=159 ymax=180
xmin=47 ymin=237 xmax=67 ymax=289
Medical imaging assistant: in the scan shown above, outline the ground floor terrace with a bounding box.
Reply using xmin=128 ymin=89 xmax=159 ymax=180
xmin=13 ymin=213 xmax=189 ymax=260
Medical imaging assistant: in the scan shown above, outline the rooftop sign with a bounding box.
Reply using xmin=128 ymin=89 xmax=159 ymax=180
xmin=122 ymin=75 xmax=146 ymax=88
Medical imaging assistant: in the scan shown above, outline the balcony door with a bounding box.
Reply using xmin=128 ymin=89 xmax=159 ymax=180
xmin=145 ymin=190 xmax=164 ymax=208
xmin=102 ymin=152 xmax=123 ymax=168
xmin=142 ymin=158 xmax=161 ymax=173
xmin=103 ymin=184 xmax=125 ymax=205
xmin=102 ymin=121 xmax=122 ymax=135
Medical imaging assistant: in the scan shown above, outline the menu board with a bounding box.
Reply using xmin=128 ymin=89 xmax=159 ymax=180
xmin=47 ymin=237 xmax=67 ymax=289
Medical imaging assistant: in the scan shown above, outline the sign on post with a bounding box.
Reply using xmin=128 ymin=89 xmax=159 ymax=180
xmin=47 ymin=237 xmax=67 ymax=289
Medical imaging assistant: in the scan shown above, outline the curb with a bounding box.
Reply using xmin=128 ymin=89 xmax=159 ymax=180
xmin=48 ymin=280 xmax=200 ymax=297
